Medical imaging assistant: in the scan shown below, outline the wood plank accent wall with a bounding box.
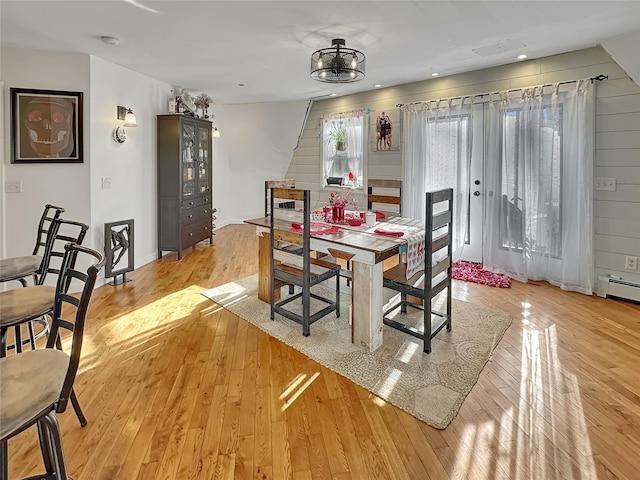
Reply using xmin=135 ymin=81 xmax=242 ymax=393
xmin=287 ymin=46 xmax=640 ymax=285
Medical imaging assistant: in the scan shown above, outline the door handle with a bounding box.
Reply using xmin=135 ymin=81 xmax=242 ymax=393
xmin=473 ymin=191 xmax=480 ymax=196
xmin=474 ymin=180 xmax=481 ymax=185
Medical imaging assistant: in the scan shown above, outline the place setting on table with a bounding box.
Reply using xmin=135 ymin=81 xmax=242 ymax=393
xmin=295 ymin=204 xmax=428 ymax=279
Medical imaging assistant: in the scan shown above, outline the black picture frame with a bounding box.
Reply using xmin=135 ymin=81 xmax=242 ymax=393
xmin=10 ymin=87 xmax=84 ymax=163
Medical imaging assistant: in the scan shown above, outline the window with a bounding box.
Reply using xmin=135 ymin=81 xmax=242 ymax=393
xmin=321 ymin=112 xmax=364 ymax=188
xmin=500 ymin=104 xmax=563 ymax=257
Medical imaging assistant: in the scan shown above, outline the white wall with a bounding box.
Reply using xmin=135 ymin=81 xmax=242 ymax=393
xmin=219 ymin=101 xmax=309 ymax=224
xmin=1 ymin=47 xmax=91 ymax=259
xmin=601 ymin=29 xmax=640 ymax=88
xmin=288 ymin=46 xmax=640 ymax=286
xmin=2 ymin=46 xmax=309 ymax=276
xmin=89 ymin=56 xmax=170 ymax=268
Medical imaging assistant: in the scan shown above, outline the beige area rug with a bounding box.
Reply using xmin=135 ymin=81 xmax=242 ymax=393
xmin=202 ymin=275 xmax=512 ymax=429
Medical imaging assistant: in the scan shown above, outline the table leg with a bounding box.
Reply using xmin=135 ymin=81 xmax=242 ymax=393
xmin=351 ymin=260 xmax=383 ymax=352
xmin=258 ymin=232 xmax=280 ymax=303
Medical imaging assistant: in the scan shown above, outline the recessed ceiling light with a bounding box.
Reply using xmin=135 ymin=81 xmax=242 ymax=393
xmin=100 ymin=36 xmax=120 ymax=46
xmin=517 ymin=54 xmax=528 ymax=60
xmin=238 ymin=83 xmax=245 ymax=87
xmin=374 ymin=84 xmax=381 ymax=88
xmin=431 ymin=72 xmax=440 ymax=77
xmin=329 ymin=93 xmax=337 ymax=97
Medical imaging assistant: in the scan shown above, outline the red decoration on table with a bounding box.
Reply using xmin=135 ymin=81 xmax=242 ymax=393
xmin=291 ymin=222 xmax=340 ymax=235
xmin=373 ymin=228 xmax=404 ymax=237
xmin=374 ymin=211 xmax=386 ymax=219
xmin=451 ymin=261 xmax=511 ymax=288
xmin=332 ymin=205 xmax=345 ymax=222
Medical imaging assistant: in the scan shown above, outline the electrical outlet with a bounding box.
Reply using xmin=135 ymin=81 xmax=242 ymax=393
xmin=625 ymin=256 xmax=638 ymax=271
xmin=595 ymin=177 xmax=616 ymax=191
xmin=5 ymin=180 xmax=22 ymax=193
xmin=101 ymin=176 xmax=112 ymax=189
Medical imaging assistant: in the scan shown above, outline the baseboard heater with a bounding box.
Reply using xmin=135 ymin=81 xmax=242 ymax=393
xmin=597 ymin=276 xmax=640 ymax=303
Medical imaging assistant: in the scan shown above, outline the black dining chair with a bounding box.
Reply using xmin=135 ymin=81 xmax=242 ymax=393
xmin=269 ymin=187 xmax=341 ymax=336
xmin=0 ymin=243 xmax=104 ymax=480
xmin=382 ymin=188 xmax=453 ymax=353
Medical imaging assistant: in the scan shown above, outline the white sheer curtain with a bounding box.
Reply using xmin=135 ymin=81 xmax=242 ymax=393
xmin=483 ymin=80 xmax=594 ymax=293
xmin=402 ymin=98 xmax=473 ymax=256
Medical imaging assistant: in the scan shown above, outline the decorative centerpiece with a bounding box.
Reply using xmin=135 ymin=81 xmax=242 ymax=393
xmin=329 ymin=191 xmax=357 ymax=223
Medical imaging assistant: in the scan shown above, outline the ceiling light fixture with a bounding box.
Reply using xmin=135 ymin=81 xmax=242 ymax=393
xmin=374 ymin=84 xmax=382 ymax=88
xmin=101 ymin=36 xmax=120 ymax=46
xmin=431 ymin=72 xmax=440 ymax=77
xmin=310 ymin=38 xmax=365 ymax=83
xmin=517 ymin=54 xmax=528 ymax=60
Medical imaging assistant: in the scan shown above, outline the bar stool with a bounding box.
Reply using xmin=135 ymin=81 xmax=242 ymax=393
xmin=0 ymin=217 xmax=88 ymax=354
xmin=0 ymin=204 xmax=65 ymax=288
xmin=0 ymin=243 xmax=104 ymax=480
xmin=0 ymin=218 xmax=89 ymax=427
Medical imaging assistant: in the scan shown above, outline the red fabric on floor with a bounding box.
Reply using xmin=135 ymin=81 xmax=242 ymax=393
xmin=452 ymin=261 xmax=511 ymax=288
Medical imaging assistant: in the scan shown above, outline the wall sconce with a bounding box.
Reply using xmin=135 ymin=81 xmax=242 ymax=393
xmin=212 ymin=126 xmax=221 ymax=138
xmin=117 ymin=106 xmax=137 ymax=126
xmin=114 ymin=106 xmax=137 ymax=143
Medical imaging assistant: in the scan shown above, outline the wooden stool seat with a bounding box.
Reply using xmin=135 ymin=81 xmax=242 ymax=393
xmin=0 ymin=349 xmax=68 ymax=439
xmin=0 ymin=256 xmax=42 ymax=284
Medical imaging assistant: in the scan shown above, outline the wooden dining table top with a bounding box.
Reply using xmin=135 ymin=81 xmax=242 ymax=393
xmin=244 ymin=216 xmax=415 ymax=264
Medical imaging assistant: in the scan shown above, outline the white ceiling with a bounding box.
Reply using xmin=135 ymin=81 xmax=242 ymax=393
xmin=2 ymin=1 xmax=639 ymax=104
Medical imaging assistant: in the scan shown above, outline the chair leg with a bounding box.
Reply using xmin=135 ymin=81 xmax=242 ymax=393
xmin=345 ymin=260 xmax=351 ymax=287
xmin=42 ymin=413 xmax=69 ymax=480
xmin=27 ymin=320 xmax=37 ymax=350
xmin=37 ymin=420 xmax=55 ymax=474
xmin=70 ymin=388 xmax=88 ymax=427
xmin=335 ymin=274 xmax=340 ymax=318
xmin=13 ymin=326 xmax=22 ymax=354
xmin=0 ymin=327 xmax=7 ymax=358
xmin=0 ymin=439 xmax=7 ymax=480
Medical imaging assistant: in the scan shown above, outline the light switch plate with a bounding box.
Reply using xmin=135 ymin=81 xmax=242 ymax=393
xmin=5 ymin=180 xmax=22 ymax=193
xmin=595 ymin=177 xmax=616 ymax=191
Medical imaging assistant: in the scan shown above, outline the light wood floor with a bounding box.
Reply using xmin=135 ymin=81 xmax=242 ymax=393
xmin=6 ymin=224 xmax=640 ymax=480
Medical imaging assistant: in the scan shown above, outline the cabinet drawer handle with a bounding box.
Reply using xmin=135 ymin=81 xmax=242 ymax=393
xmin=188 ymin=214 xmax=193 ymax=218
xmin=204 ymin=226 xmax=208 ymax=230
xmin=189 ymin=201 xmax=194 ymax=206
xmin=204 ymin=210 xmax=208 ymax=214
xmin=189 ymin=233 xmax=193 ymax=237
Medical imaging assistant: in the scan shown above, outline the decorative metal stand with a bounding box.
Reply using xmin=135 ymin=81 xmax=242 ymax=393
xmin=104 ymin=219 xmax=134 ymax=285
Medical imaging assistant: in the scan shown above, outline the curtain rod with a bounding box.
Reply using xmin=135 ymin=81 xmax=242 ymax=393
xmin=396 ymin=74 xmax=608 ymax=108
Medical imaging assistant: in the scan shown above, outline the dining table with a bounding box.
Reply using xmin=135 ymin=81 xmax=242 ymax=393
xmin=244 ymin=213 xmax=424 ymax=352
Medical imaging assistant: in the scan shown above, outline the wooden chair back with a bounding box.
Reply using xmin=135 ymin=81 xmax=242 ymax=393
xmin=367 ymin=179 xmax=402 ymax=215
xmin=265 ymin=179 xmax=295 ymax=217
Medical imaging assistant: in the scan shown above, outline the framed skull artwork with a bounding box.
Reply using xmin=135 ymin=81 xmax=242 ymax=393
xmin=10 ymin=87 xmax=83 ymax=163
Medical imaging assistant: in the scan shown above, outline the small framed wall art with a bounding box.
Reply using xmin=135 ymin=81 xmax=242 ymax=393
xmin=10 ymin=87 xmax=84 ymax=163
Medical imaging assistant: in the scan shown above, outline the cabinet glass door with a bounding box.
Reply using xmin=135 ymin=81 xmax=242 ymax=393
xmin=197 ymin=126 xmax=210 ymax=194
xmin=182 ymin=123 xmax=196 ymax=198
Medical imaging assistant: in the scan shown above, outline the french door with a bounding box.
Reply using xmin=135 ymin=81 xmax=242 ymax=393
xmin=460 ymin=104 xmax=484 ymax=263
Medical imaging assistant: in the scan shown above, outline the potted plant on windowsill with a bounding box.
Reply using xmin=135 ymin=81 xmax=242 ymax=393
xmin=326 ymin=126 xmax=347 ymax=151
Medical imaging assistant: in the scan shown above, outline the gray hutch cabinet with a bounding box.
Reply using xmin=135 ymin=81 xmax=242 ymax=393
xmin=157 ymin=114 xmax=213 ymax=260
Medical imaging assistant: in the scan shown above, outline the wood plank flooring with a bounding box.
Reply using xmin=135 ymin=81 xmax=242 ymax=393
xmin=6 ymin=224 xmax=640 ymax=479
